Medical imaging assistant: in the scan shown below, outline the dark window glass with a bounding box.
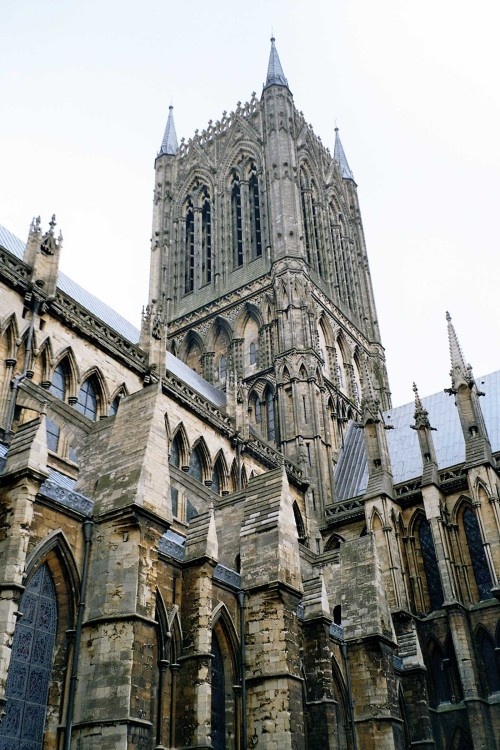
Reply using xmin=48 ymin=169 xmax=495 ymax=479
xmin=169 ymin=436 xmax=181 ymax=516
xmin=184 ymin=200 xmax=195 ymax=293
xmin=463 ymin=508 xmax=493 ymax=600
xmin=211 ymin=633 xmax=226 ymax=750
xmin=212 ymin=464 xmax=221 ymax=495
xmin=418 ymin=519 xmax=444 ymax=611
xmin=249 ymin=169 xmax=262 ymax=258
xmin=109 ymin=395 xmax=121 ymax=416
xmin=0 ymin=565 xmax=57 ymax=749
xmin=266 ymin=389 xmax=275 ymax=442
xmin=189 ymin=449 xmax=203 ymax=483
xmin=231 ymin=173 xmax=243 ymax=268
xmin=219 ymin=356 xmax=227 ymax=382
xmin=49 ymin=362 xmax=67 ymax=401
xmin=75 ymin=378 xmax=98 ymax=420
xmin=249 ymin=341 xmax=257 ymax=366
xmin=46 ymin=418 xmax=60 ymax=453
xmin=255 ymin=397 xmax=261 ymax=424
xmin=202 ymin=189 xmax=212 ymax=285
xmin=476 ymin=629 xmax=500 ymax=694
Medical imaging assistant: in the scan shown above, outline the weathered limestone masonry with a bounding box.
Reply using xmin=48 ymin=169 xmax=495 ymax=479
xmin=0 ymin=415 xmax=48 ymax=708
xmin=240 ymin=469 xmax=304 ymax=749
xmin=0 ymin=36 xmax=499 ymax=750
xmin=71 ymin=383 xmax=172 ymax=748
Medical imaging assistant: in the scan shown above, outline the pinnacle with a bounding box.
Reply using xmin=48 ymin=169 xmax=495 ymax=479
xmin=334 ymin=127 xmax=355 ymax=181
xmin=159 ymin=104 xmax=178 ymax=156
xmin=264 ymin=36 xmax=289 ymax=90
xmin=446 ymin=311 xmax=472 ymax=384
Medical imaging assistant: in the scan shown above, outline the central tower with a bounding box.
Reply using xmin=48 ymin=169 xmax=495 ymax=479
xmin=146 ymin=38 xmax=391 ymax=510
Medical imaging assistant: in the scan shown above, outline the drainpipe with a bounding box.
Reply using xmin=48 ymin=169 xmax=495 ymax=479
xmin=341 ymin=641 xmax=358 ymax=750
xmin=4 ymin=297 xmax=39 ymax=439
xmin=63 ymin=518 xmax=94 ymax=750
xmin=237 ymin=590 xmax=247 ymax=750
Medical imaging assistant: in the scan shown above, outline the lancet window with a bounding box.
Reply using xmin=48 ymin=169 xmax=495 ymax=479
xmin=0 ymin=565 xmax=57 ymax=748
xmin=184 ymin=198 xmax=195 ymax=293
xmin=75 ymin=377 xmax=98 ymax=420
xmin=265 ymin=387 xmax=276 ymax=442
xmin=231 ymin=171 xmax=243 ymax=268
xmin=201 ymin=187 xmax=212 ymax=285
xmin=49 ymin=361 xmax=68 ymax=401
xmin=418 ymin=518 xmax=444 ymax=611
xmin=300 ymin=169 xmax=323 ymax=275
xmin=248 ymin=163 xmax=262 ymax=259
xmin=463 ymin=507 xmax=492 ymax=600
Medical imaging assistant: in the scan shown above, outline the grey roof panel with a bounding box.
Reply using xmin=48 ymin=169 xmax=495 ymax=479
xmin=166 ymin=353 xmax=226 ymax=408
xmin=0 ymin=223 xmax=140 ymax=342
xmin=334 ymin=371 xmax=500 ymax=501
xmin=264 ymin=37 xmax=289 ymax=89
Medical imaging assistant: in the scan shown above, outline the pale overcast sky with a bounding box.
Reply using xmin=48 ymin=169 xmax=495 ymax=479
xmin=1 ymin=0 xmax=499 ymax=407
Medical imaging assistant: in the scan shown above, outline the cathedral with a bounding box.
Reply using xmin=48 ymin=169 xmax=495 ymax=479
xmin=0 ymin=38 xmax=498 ymax=750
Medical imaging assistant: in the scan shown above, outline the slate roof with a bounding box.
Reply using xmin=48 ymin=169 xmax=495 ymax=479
xmin=334 ymin=370 xmax=500 ymax=501
xmin=0 ymin=222 xmax=227 ymax=409
xmin=264 ymin=37 xmax=288 ymax=89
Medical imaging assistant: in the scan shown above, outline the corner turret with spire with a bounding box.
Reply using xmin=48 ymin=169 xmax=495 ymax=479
xmin=445 ymin=312 xmax=492 ymax=466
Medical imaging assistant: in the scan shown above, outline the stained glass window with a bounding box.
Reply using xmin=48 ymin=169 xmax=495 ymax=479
xmin=418 ymin=519 xmax=444 ymax=611
xmin=463 ymin=508 xmax=492 ymax=600
xmin=0 ymin=565 xmax=57 ymax=750
xmin=189 ymin=449 xmax=203 ymax=483
xmin=211 ymin=633 xmax=226 ymax=750
xmin=75 ymin=378 xmax=98 ymax=420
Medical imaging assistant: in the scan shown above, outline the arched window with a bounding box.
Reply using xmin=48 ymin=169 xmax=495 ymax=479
xmin=49 ymin=361 xmax=67 ymax=401
xmin=476 ymin=627 xmax=500 ymax=695
xmin=231 ymin=171 xmax=243 ymax=268
xmin=75 ymin=377 xmax=98 ymax=420
xmin=189 ymin=447 xmax=203 ymax=483
xmin=46 ymin=417 xmax=60 ymax=453
xmin=201 ymin=187 xmax=212 ymax=286
xmin=248 ymin=164 xmax=262 ymax=259
xmin=265 ymin=388 xmax=276 ymax=442
xmin=427 ymin=638 xmax=452 ymax=707
xmin=184 ymin=198 xmax=195 ymax=293
xmin=293 ymin=502 xmax=306 ymax=544
xmin=418 ymin=518 xmax=444 ymax=611
xmin=109 ymin=395 xmax=121 ymax=416
xmin=211 ymin=633 xmax=226 ymax=750
xmin=169 ymin=433 xmax=183 ymax=517
xmin=463 ymin=507 xmax=492 ymax=600
xmin=219 ymin=355 xmax=227 ymax=383
xmin=249 ymin=341 xmax=257 ymax=366
xmin=0 ymin=565 xmax=57 ymax=748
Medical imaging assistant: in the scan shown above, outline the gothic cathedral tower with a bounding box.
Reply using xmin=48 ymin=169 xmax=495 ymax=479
xmin=146 ymin=38 xmax=391 ymax=512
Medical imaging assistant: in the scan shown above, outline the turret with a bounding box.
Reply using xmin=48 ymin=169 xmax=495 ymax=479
xmin=360 ymin=359 xmax=394 ymax=499
xmin=445 ymin=312 xmax=492 ymax=466
xmin=23 ymin=215 xmax=62 ymax=300
xmin=411 ymin=382 xmax=439 ymax=486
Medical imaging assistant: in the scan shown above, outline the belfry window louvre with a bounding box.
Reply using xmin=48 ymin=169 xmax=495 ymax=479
xmin=201 ymin=188 xmax=212 ymax=285
xmin=184 ymin=199 xmax=195 ymax=293
xmin=231 ymin=172 xmax=243 ymax=268
xmin=248 ymin=165 xmax=262 ymax=258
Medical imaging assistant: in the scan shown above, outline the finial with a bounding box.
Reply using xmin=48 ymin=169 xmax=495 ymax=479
xmin=334 ymin=128 xmax=355 ymax=181
xmin=49 ymin=214 xmax=56 ymax=235
xmin=446 ymin=310 xmax=451 ymax=322
xmin=159 ymin=103 xmax=178 ymax=156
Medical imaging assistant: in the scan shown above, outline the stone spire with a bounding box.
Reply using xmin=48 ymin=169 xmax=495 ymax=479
xmin=159 ymin=104 xmax=178 ymax=156
xmin=445 ymin=312 xmax=492 ymax=466
xmin=264 ymin=36 xmax=289 ymax=89
xmin=334 ymin=127 xmax=355 ymax=181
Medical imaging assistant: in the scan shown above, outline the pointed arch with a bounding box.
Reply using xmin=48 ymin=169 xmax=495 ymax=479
xmin=0 ymin=312 xmax=19 ymax=360
xmin=414 ymin=514 xmax=444 ymax=612
xmin=475 ymin=625 xmax=500 ymax=695
xmin=32 ymin=336 xmax=53 ymax=386
xmin=455 ymin=497 xmax=493 ymax=601
xmin=447 ymin=727 xmax=473 ymax=750
xmin=211 ymin=603 xmax=240 ymax=750
xmin=179 ymin=330 xmax=205 ymax=373
xmin=51 ymin=347 xmax=80 ymax=402
xmin=212 ymin=450 xmax=229 ymax=495
xmin=109 ymin=383 xmax=128 ymax=417
xmin=325 ymin=533 xmax=344 ymax=552
xmin=75 ymin=369 xmax=106 ymax=421
xmin=170 ymin=423 xmax=189 ymax=468
xmin=293 ymin=501 xmax=306 ymax=544
xmin=370 ymin=508 xmax=383 ymax=533
xmin=155 ymin=593 xmax=182 ymax=748
xmin=189 ymin=436 xmax=211 ymax=484
xmin=240 ymin=464 xmax=248 ymax=489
